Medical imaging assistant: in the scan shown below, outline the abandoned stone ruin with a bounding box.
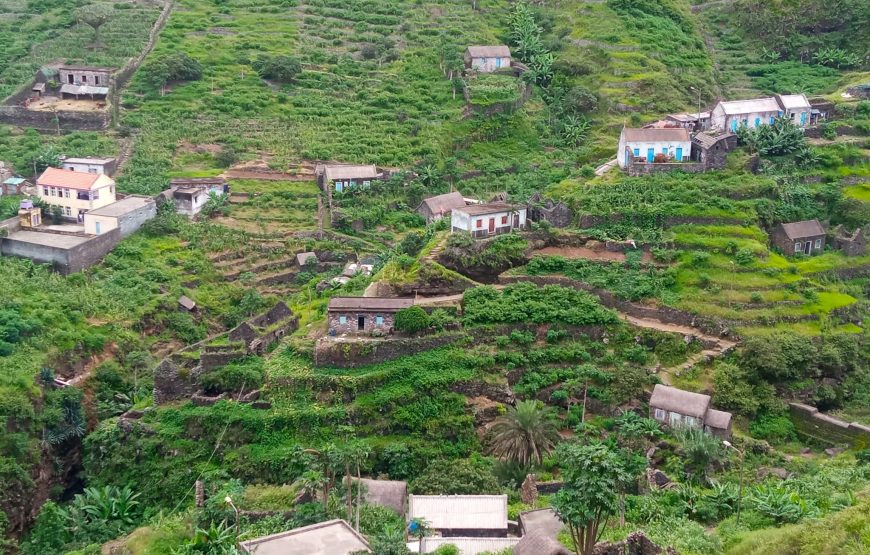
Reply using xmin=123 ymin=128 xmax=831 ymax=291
xmin=832 ymin=224 xmax=869 ymax=257
xmin=527 ymin=192 xmax=573 ymax=228
xmin=153 ymin=301 xmax=298 ymax=404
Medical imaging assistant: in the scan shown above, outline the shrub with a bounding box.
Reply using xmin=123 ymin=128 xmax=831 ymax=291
xmin=410 ymin=457 xmax=500 ymax=495
xmin=200 ymin=359 xmax=264 ymax=394
xmin=749 ymin=411 xmax=797 ymax=443
xmin=394 ymin=306 xmax=430 ymax=334
xmin=143 ymin=52 xmax=202 ymax=89
xmin=253 ymin=55 xmax=302 ymax=82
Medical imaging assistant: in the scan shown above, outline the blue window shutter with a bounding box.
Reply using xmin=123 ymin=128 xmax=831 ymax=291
xmin=754 ymin=118 xmax=760 ymax=127
xmin=662 ymin=147 xmax=668 ymax=155
xmin=770 ymin=116 xmax=775 ymax=125
xmin=633 ymin=148 xmax=639 ymax=156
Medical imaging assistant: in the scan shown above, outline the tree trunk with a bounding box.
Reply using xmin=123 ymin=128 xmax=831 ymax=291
xmin=345 ymin=463 xmax=352 ymax=522
xmin=355 ymin=462 xmax=362 ymax=531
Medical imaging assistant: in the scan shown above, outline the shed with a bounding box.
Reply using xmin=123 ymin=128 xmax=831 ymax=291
xmin=239 ymin=519 xmax=370 ymax=555
xmin=178 ymin=295 xmax=196 ymax=311
xmin=327 ymin=297 xmax=414 ymax=335
xmin=357 ymin=478 xmax=408 ymax=516
xmin=704 ymin=409 xmax=733 ymax=438
xmin=316 ymin=164 xmax=382 ymax=192
xmin=771 ymin=219 xmax=826 ymax=256
xmin=464 ymin=46 xmax=512 ymax=73
xmin=417 ymin=191 xmax=467 ymax=222
xmin=2 ymin=177 xmax=27 ymax=195
xmin=650 ymin=384 xmax=711 ymax=420
xmin=408 ymin=494 xmax=508 ymax=537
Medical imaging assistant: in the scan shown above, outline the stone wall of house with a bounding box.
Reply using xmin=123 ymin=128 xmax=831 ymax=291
xmin=314 ymin=333 xmax=465 ymax=368
xmin=626 ymin=159 xmax=707 ymax=177
xmin=250 ymin=301 xmax=294 ymax=327
xmin=0 ymin=228 xmax=120 ymax=274
xmin=789 ymin=403 xmax=870 ymax=447
xmin=116 ymin=198 xmax=157 ymax=237
xmin=327 ymin=311 xmax=399 ymax=335
xmin=528 ymin=196 xmax=573 ymax=228
xmin=0 ymin=106 xmax=109 ymax=131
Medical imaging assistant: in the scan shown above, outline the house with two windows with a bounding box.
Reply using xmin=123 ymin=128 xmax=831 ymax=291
xmin=649 ymin=385 xmax=732 ymax=439
xmin=316 ymin=164 xmax=383 ymax=193
xmin=36 ymin=167 xmax=116 ymax=222
xmin=464 ymin=46 xmax=512 ymax=73
xmin=617 ymin=127 xmax=692 ymax=168
xmin=771 ymin=219 xmax=826 ymax=256
xmin=327 ymin=297 xmax=414 ymax=335
xmin=450 ymin=202 xmax=527 ymax=239
xmin=61 ymin=156 xmax=116 ymax=176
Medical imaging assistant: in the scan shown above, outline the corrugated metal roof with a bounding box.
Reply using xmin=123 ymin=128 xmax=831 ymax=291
xmin=328 ymin=297 xmax=414 ymax=311
xmin=717 ymin=97 xmax=780 ymax=115
xmin=514 ymin=531 xmax=572 ymax=555
xmin=296 ymin=252 xmax=318 ymax=266
xmin=3 ymin=177 xmax=26 ymax=185
xmin=420 ymin=536 xmax=519 ymax=554
xmin=621 ymin=127 xmax=691 ymax=143
xmin=692 ymin=130 xmax=735 ymax=149
xmin=324 ymin=165 xmax=379 ymax=181
xmin=466 ymin=45 xmax=511 ymax=58
xmin=358 ymin=478 xmax=407 ymax=515
xmin=776 ymin=93 xmax=811 ymax=110
xmin=780 ymin=219 xmax=824 ymax=239
xmin=408 ymin=495 xmax=508 ymax=530
xmin=60 ymin=84 xmax=109 ymax=96
xmin=650 ymin=384 xmax=710 ymax=419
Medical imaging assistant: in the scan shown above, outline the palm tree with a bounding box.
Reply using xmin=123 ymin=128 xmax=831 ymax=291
xmin=486 ymin=400 xmax=561 ymax=466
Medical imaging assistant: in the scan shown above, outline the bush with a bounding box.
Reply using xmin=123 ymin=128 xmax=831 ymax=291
xmin=253 ymin=55 xmax=302 ymax=82
xmin=749 ymin=411 xmax=797 ymax=443
xmin=143 ymin=52 xmax=202 ymax=89
xmin=410 ymin=457 xmax=500 ymax=495
xmin=200 ymin=359 xmax=264 ymax=394
xmin=394 ymin=306 xmax=430 ymax=334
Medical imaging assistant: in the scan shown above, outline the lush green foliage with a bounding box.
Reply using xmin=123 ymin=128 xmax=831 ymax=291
xmin=463 ymin=283 xmax=619 ymax=327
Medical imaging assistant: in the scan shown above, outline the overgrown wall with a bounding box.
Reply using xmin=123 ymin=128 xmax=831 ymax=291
xmin=0 ymin=106 xmax=109 ymax=131
xmin=789 ymin=402 xmax=870 ymax=448
xmin=314 ymin=333 xmax=465 ymax=368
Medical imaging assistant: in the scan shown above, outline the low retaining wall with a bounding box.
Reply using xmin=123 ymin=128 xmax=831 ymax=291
xmin=0 ymin=106 xmax=109 ymax=131
xmin=578 ymin=213 xmax=748 ymax=229
xmin=625 ymin=160 xmax=706 ymax=177
xmin=789 ymin=403 xmax=870 ymax=448
xmin=314 ymin=332 xmax=465 ymax=368
xmin=0 ymin=215 xmax=20 ymax=236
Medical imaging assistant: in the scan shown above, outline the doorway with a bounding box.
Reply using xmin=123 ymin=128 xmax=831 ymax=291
xmin=357 ymin=315 xmax=365 ymax=331
xmin=804 ymin=241 xmax=812 ymax=255
xmin=488 ymin=218 xmax=495 ymax=233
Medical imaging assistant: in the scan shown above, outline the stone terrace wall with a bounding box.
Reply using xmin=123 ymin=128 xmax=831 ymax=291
xmin=0 ymin=106 xmax=109 ymax=131
xmin=578 ymin=213 xmax=747 ymax=229
xmin=790 ymin=402 xmax=870 ymax=448
xmin=314 ymin=332 xmax=465 ymax=368
xmin=0 ymin=215 xmax=21 ymax=236
xmin=626 ymin=159 xmax=706 ymax=177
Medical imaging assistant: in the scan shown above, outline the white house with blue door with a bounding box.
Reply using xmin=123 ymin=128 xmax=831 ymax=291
xmin=617 ymin=127 xmax=692 ymax=169
xmin=464 ymin=46 xmax=512 ymax=73
xmin=317 ymin=164 xmax=382 ymax=193
xmin=709 ymin=97 xmax=783 ymax=133
xmin=774 ymin=94 xmax=812 ymax=127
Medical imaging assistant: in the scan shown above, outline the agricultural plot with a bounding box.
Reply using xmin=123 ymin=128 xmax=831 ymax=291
xmin=0 ymin=0 xmax=163 ymax=99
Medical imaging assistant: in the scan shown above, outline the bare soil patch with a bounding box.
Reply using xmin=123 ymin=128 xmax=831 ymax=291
xmin=27 ymin=97 xmax=106 ymax=113
xmin=533 ymin=246 xmax=653 ymax=263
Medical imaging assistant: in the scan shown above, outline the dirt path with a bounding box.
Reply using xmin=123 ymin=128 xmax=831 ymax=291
xmin=595 ymin=158 xmax=618 ymax=176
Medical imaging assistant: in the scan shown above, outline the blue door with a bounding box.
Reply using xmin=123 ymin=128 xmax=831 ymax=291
xmin=731 ymin=120 xmax=737 ymax=132
xmin=495 ymin=57 xmax=501 ymax=69
xmin=754 ymin=117 xmax=761 ymax=127
xmin=675 ymin=147 xmax=683 ymax=161
xmin=647 ymin=148 xmax=654 ymax=162
xmin=633 ymin=148 xmax=640 ymax=157
xmin=95 ymin=221 xmax=101 ymax=234
xmin=769 ymin=116 xmax=775 ymax=125
xmin=800 ymin=112 xmax=807 ymax=125
xmin=335 ymin=182 xmax=343 ymax=193
xmin=662 ymin=147 xmax=668 ymax=157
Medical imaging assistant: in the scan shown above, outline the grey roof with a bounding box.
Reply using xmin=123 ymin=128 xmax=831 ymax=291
xmin=419 ymin=537 xmax=520 ymax=554
xmin=456 ymin=201 xmax=523 ymax=216
xmin=63 ymin=157 xmax=115 ymax=165
xmin=650 ymin=384 xmax=711 ymax=419
xmin=357 ymin=478 xmax=407 ymax=515
xmin=514 ymin=531 xmax=572 ymax=555
xmin=776 ymin=93 xmax=811 ymax=110
xmin=178 ymin=295 xmax=196 ymax=311
xmin=86 ymin=196 xmax=154 ymax=218
xmin=621 ymin=127 xmax=691 ymax=143
xmin=5 ymin=230 xmax=90 ymax=249
xmin=466 ymin=45 xmax=511 ymax=58
xmin=239 ymin=519 xmax=370 ymax=555
xmin=779 ymin=219 xmax=825 ymax=239
xmin=323 ymin=165 xmax=379 ymax=181
xmin=419 ymin=192 xmax=466 ymax=216
xmin=519 ymin=508 xmax=564 ymax=539
xmin=716 ymin=97 xmax=780 ymax=115
xmin=170 ymin=177 xmax=226 ymax=187
xmin=408 ymin=495 xmax=508 ymax=530
xmin=668 ymin=112 xmax=710 ymax=122
xmin=296 ymin=251 xmax=318 ymax=266
xmin=59 ymin=65 xmax=113 ymax=72
xmin=328 ymin=297 xmax=414 ymax=312
xmin=692 ymin=130 xmax=735 ymax=149
xmin=705 ymin=409 xmax=732 ymax=430
xmin=60 ymin=84 xmax=109 ymax=96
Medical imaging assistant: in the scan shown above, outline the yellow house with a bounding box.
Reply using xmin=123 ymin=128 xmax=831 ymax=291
xmin=37 ymin=167 xmax=116 ymax=222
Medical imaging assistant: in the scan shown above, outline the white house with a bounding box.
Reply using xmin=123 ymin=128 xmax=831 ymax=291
xmin=709 ymin=97 xmax=782 ymax=132
xmin=617 ymin=127 xmax=692 ymax=168
xmin=775 ymin=94 xmax=812 ymax=127
xmin=451 ymin=202 xmax=526 ymax=239
xmin=464 ymin=46 xmax=512 ymax=73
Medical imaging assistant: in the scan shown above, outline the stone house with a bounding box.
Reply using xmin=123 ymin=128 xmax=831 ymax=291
xmin=316 ymin=164 xmax=383 ymax=193
xmin=408 ymin=494 xmax=509 ymax=537
xmin=649 ymin=384 xmax=732 ymax=439
xmin=464 ymin=46 xmax=512 ymax=73
xmin=167 ymin=177 xmax=229 ymax=217
xmin=327 ymin=297 xmax=414 ymax=335
xmin=417 ymin=191 xmax=467 ymax=223
xmin=617 ymin=127 xmax=692 ymax=168
xmin=61 ymin=156 xmax=116 ymax=176
xmin=58 ymin=66 xmax=111 ymax=100
xmin=690 ymin=130 xmax=737 ymax=170
xmin=528 ymin=192 xmax=572 ymax=228
xmin=832 ymin=225 xmax=868 ymax=256
xmin=83 ymin=195 xmax=156 ymax=237
xmin=710 ymin=97 xmax=785 ymax=132
xmin=37 ymin=167 xmax=116 ymax=222
xmin=451 ymin=202 xmax=527 ymax=238
xmin=771 ymin=219 xmax=826 ymax=256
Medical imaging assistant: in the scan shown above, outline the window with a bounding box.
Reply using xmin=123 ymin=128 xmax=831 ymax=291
xmin=94 ymin=76 xmax=99 ymax=85
xmin=814 ymin=239 xmax=821 ymax=249
xmin=501 ymin=215 xmax=508 ymax=225
xmin=88 ymin=168 xmax=96 ymax=174
xmin=339 ymin=315 xmax=347 ymax=325
xmin=794 ymin=242 xmax=802 ymax=253
xmin=476 ymin=219 xmax=482 ymax=228
xmin=362 ymin=180 xmax=371 ymax=187
xmin=64 ymin=206 xmax=71 ymax=216
xmin=754 ymin=118 xmax=761 ymax=127
xmin=68 ymin=74 xmax=74 ymax=84
xmin=633 ymin=148 xmax=639 ymax=156
xmin=769 ymin=116 xmax=775 ymax=125
xmin=95 ymin=221 xmax=101 ymax=234
xmin=43 ymin=186 xmax=49 ymax=195
xmin=662 ymin=147 xmax=668 ymax=156
xmin=92 ymin=189 xmax=99 ymax=200
xmin=64 ymin=188 xmax=70 ymax=198
xmin=376 ymin=316 xmax=384 ymax=326
xmin=684 ymin=416 xmax=697 ymax=427
xmin=654 ymin=408 xmax=666 ymax=421
xmin=81 ymin=75 xmax=87 ymax=83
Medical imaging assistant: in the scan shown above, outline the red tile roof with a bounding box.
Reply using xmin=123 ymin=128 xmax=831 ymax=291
xmin=37 ymin=167 xmax=104 ymax=191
